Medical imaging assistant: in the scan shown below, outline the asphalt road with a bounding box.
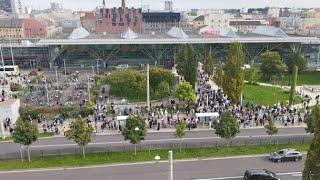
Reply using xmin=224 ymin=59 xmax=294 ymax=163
xmin=0 ymin=127 xmax=312 ymax=160
xmin=0 ymin=155 xmax=305 ymax=180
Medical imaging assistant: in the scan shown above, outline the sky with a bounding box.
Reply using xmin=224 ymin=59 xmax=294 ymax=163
xmin=25 ymin=0 xmax=320 ymax=11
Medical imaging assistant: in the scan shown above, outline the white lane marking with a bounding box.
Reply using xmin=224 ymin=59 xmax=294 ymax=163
xmin=194 ymin=172 xmax=303 ymax=180
xmin=194 ymin=176 xmax=242 ymax=180
xmin=30 ymin=133 xmax=309 ymax=148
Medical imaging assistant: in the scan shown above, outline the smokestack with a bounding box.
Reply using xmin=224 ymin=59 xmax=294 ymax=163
xmin=102 ymin=0 xmax=106 ymax=7
xmin=122 ymin=0 xmax=126 ymax=8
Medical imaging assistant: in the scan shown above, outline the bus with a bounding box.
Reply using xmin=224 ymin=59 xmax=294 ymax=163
xmin=0 ymin=65 xmax=20 ymax=76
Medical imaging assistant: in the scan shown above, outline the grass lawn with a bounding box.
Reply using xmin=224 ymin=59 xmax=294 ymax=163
xmin=0 ymin=132 xmax=54 ymax=142
xmin=0 ymin=143 xmax=310 ymax=171
xmin=243 ymin=84 xmax=301 ymax=106
xmin=283 ymin=71 xmax=320 ymax=86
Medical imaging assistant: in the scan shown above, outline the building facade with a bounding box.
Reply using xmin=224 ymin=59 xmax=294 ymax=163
xmin=142 ymin=12 xmax=180 ymax=32
xmin=95 ymin=0 xmax=142 ymax=34
xmin=229 ymin=20 xmax=268 ymax=33
xmin=0 ymin=18 xmax=47 ymax=40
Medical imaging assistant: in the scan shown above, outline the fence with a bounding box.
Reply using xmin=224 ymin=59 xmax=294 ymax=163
xmin=0 ymin=135 xmax=313 ymax=161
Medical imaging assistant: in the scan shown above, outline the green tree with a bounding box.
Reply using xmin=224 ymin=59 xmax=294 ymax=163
xmin=213 ymin=63 xmax=225 ymax=87
xmin=303 ymin=105 xmax=320 ymax=180
xmin=260 ymin=51 xmax=284 ymax=81
xmin=65 ymin=118 xmax=94 ymax=159
xmin=223 ymin=42 xmax=244 ymax=104
xmin=12 ymin=119 xmax=38 ymax=162
xmin=176 ymin=44 xmax=197 ymax=87
xmin=204 ymin=51 xmax=214 ymax=76
xmin=175 ymin=120 xmax=187 ymax=153
xmin=285 ymin=48 xmax=306 ymax=74
xmin=264 ymin=116 xmax=278 ymax=145
xmin=107 ymin=69 xmax=147 ymax=101
xmin=247 ymin=68 xmax=260 ymax=86
xmin=184 ymin=44 xmax=197 ymax=87
xmin=289 ymin=66 xmax=298 ymax=106
xmin=214 ymin=112 xmax=240 ymax=149
xmin=149 ymin=67 xmax=175 ymax=93
xmin=157 ymin=81 xmax=170 ymax=100
xmin=305 ymin=105 xmax=320 ymax=134
xmin=176 ymin=44 xmax=188 ymax=77
xmin=122 ymin=115 xmax=147 ymax=155
xmin=174 ymin=82 xmax=196 ymax=105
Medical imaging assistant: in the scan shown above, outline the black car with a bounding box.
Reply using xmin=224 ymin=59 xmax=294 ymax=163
xmin=244 ymin=169 xmax=280 ymax=180
xmin=269 ymin=148 xmax=302 ymax=163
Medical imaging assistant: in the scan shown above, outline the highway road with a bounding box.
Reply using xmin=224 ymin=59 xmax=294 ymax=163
xmin=0 ymin=155 xmax=305 ymax=180
xmin=0 ymin=127 xmax=312 ymax=160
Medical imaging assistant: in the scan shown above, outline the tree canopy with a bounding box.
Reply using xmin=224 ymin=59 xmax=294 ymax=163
xmin=122 ymin=115 xmax=147 ymax=155
xmin=303 ymin=105 xmax=320 ymax=180
xmin=12 ymin=119 xmax=38 ymax=162
xmin=260 ymin=51 xmax=284 ymax=81
xmin=305 ymin=105 xmax=320 ymax=134
xmin=174 ymin=82 xmax=196 ymax=105
xmin=176 ymin=44 xmax=197 ymax=87
xmin=65 ymin=118 xmax=94 ymax=159
xmin=222 ymin=42 xmax=244 ymax=104
xmin=214 ymin=112 xmax=240 ymax=149
xmin=204 ymin=51 xmax=214 ymax=76
xmin=285 ymin=48 xmax=306 ymax=74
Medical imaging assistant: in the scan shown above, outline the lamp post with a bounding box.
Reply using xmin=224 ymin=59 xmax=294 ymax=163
xmin=168 ymin=150 xmax=173 ymax=180
xmin=147 ymin=64 xmax=150 ymax=112
xmin=134 ymin=127 xmax=140 ymax=155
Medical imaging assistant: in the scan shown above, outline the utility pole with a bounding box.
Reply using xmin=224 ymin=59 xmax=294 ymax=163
xmin=147 ymin=64 xmax=150 ymax=111
xmin=168 ymin=150 xmax=173 ymax=180
xmin=0 ymin=44 xmax=5 ymax=73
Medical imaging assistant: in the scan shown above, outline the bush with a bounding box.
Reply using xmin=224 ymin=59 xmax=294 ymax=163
xmin=107 ymin=69 xmax=147 ymax=102
xmin=28 ymin=70 xmax=39 ymax=76
xmin=10 ymin=83 xmax=22 ymax=92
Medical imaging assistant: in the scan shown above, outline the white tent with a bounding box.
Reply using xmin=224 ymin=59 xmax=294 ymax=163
xmin=68 ymin=27 xmax=90 ymax=40
xmin=167 ymin=27 xmax=189 ymax=39
xmin=121 ymin=27 xmax=138 ymax=39
xmin=196 ymin=112 xmax=219 ymax=118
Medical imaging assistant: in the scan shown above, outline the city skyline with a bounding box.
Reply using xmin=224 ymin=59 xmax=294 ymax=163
xmin=25 ymin=0 xmax=320 ymax=11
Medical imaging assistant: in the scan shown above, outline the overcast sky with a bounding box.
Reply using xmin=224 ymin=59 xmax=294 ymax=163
xmin=25 ymin=0 xmax=320 ymax=11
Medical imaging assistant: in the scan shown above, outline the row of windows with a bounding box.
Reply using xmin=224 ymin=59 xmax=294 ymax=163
xmin=0 ymin=28 xmax=21 ymax=32
xmin=0 ymin=35 xmax=22 ymax=38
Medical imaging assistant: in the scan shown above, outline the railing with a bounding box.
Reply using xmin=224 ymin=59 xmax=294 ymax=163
xmin=0 ymin=135 xmax=313 ymax=161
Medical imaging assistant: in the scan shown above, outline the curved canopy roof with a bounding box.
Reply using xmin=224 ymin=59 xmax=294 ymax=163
xmin=68 ymin=27 xmax=90 ymax=40
xmin=167 ymin=27 xmax=189 ymax=39
xmin=121 ymin=27 xmax=138 ymax=39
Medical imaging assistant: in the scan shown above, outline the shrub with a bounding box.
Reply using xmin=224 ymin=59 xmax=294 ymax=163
xmin=10 ymin=83 xmax=22 ymax=92
xmin=28 ymin=70 xmax=39 ymax=76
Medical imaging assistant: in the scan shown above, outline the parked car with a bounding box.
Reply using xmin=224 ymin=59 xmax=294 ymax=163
xmin=244 ymin=169 xmax=280 ymax=180
xmin=115 ymin=64 xmax=130 ymax=69
xmin=269 ymin=148 xmax=302 ymax=163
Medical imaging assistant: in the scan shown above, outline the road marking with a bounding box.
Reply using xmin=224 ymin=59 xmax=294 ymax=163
xmin=194 ymin=172 xmax=302 ymax=180
xmin=30 ymin=133 xmax=310 ymax=148
xmin=195 ymin=176 xmax=242 ymax=180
